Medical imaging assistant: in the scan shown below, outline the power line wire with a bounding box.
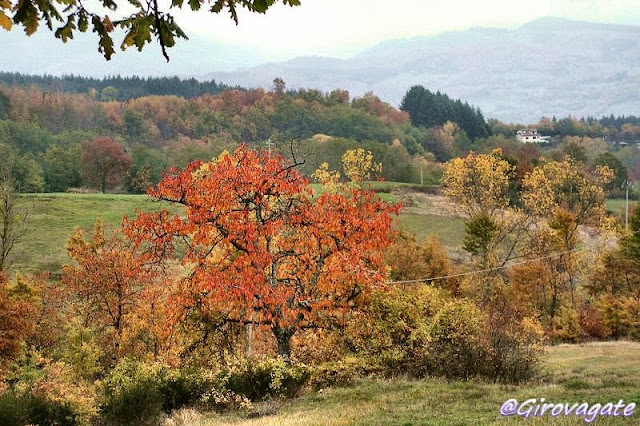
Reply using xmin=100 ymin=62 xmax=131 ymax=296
xmin=386 ymin=247 xmax=583 ymax=285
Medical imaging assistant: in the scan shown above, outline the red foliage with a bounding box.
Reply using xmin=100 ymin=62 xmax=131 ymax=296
xmin=80 ymin=137 xmax=132 ymax=193
xmin=126 ymin=146 xmax=399 ymax=356
xmin=62 ymin=221 xmax=171 ymax=359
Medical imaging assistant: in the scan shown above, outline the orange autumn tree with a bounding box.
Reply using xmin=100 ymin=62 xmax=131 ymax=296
xmin=62 ymin=220 xmax=171 ymax=362
xmin=127 ymin=146 xmax=398 ymax=357
xmin=0 ymin=273 xmax=37 ymax=371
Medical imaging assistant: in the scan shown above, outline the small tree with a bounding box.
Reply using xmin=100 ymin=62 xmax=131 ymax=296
xmin=273 ymin=77 xmax=286 ymax=96
xmin=80 ymin=137 xmax=132 ymax=193
xmin=443 ymin=150 xmax=532 ymax=304
xmin=62 ymin=220 xmax=168 ymax=360
xmin=0 ymin=273 xmax=37 ymax=371
xmin=341 ymin=148 xmax=382 ymax=183
xmin=0 ymin=166 xmax=28 ymax=273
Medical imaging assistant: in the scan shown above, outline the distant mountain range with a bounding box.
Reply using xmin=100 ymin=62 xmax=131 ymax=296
xmin=2 ymin=17 xmax=639 ymax=123
xmin=206 ymin=17 xmax=640 ymax=123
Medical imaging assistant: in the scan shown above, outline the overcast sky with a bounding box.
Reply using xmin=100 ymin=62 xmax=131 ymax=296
xmin=172 ymin=0 xmax=640 ymax=60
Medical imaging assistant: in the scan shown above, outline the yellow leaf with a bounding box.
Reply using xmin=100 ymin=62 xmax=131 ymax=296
xmin=121 ymin=29 xmax=136 ymax=48
xmin=0 ymin=11 xmax=12 ymax=31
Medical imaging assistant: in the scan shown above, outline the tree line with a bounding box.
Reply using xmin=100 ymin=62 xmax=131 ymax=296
xmin=400 ymin=85 xmax=491 ymax=140
xmin=0 ymin=72 xmax=228 ymax=102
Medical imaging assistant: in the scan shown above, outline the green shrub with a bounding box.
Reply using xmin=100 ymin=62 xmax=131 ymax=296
xmin=101 ymin=359 xmax=165 ymax=426
xmin=0 ymin=391 xmax=33 ymax=426
xmin=24 ymin=394 xmax=78 ymax=426
xmin=220 ymin=357 xmax=310 ymax=401
xmin=0 ymin=391 xmax=78 ymax=426
xmin=484 ymin=316 xmax=544 ymax=383
xmin=346 ymin=286 xmax=447 ymax=377
xmin=428 ymin=300 xmax=486 ymax=379
xmin=159 ymin=368 xmax=213 ymax=413
xmin=101 ymin=359 xmax=217 ymax=424
xmin=428 ymin=301 xmax=544 ymax=383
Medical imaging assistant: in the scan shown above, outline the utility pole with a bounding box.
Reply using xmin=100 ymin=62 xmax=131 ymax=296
xmin=265 ymin=138 xmax=273 ymax=158
xmin=623 ymin=180 xmax=632 ymax=231
xmin=420 ymin=165 xmax=423 ymax=185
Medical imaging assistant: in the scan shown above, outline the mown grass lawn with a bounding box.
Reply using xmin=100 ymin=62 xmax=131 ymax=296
xmin=178 ymin=342 xmax=640 ymax=425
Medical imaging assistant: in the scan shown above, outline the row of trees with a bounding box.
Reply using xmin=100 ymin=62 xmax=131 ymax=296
xmin=0 ymin=84 xmax=420 ymax=150
xmin=0 ymin=73 xmax=228 ymax=102
xmin=0 ymin=135 xmax=133 ymax=193
xmin=400 ymin=85 xmax=490 ymax=140
xmin=0 ymin=130 xmax=443 ymax=193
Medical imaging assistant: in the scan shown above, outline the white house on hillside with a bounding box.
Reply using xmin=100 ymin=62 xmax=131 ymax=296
xmin=516 ymin=129 xmax=550 ymax=143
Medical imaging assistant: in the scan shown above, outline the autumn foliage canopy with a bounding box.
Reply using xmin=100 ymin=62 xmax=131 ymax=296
xmin=127 ymin=146 xmax=398 ymax=356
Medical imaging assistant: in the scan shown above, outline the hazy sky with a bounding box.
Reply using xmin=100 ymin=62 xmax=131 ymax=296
xmin=174 ymin=0 xmax=640 ymax=60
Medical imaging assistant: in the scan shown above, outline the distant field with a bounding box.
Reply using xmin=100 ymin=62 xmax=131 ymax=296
xmin=177 ymin=341 xmax=640 ymax=425
xmin=606 ymin=198 xmax=637 ymax=216
xmin=10 ymin=188 xmax=459 ymax=276
xmin=397 ymin=213 xmax=465 ymax=246
xmin=13 ymin=193 xmax=164 ymax=275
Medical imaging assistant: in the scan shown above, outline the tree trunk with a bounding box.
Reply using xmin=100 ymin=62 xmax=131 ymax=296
xmin=273 ymin=326 xmax=295 ymax=359
xmin=101 ymin=172 xmax=107 ymax=193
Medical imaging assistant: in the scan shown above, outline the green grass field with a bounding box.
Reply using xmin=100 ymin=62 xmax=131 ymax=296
xmin=169 ymin=341 xmax=640 ymax=425
xmin=13 ymin=193 xmax=164 ymax=275
xmin=397 ymin=213 xmax=465 ymax=246
xmin=606 ymin=198 xmax=637 ymax=216
xmin=10 ymin=189 xmax=464 ymax=276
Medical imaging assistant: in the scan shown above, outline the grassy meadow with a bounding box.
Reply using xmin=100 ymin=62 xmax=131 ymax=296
xmin=12 ymin=187 xmax=465 ymax=275
xmin=11 ymin=192 xmax=628 ymax=277
xmin=165 ymin=341 xmax=640 ymax=425
xmin=13 ymin=193 xmax=166 ymax=275
xmin=606 ymin=198 xmax=638 ymax=219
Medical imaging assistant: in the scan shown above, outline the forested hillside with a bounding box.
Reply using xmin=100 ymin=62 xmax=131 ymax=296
xmin=0 ymin=78 xmax=484 ymax=192
xmin=0 ymin=72 xmax=228 ymax=101
xmin=2 ymin=75 xmax=640 ymax=195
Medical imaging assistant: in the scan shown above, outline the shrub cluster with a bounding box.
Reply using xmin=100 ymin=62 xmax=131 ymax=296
xmin=220 ymin=357 xmax=310 ymax=401
xmin=0 ymin=391 xmax=79 ymax=426
xmin=0 ymin=355 xmax=312 ymax=425
xmin=344 ymin=287 xmax=544 ymax=384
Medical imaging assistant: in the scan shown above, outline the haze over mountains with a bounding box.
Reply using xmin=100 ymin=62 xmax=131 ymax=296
xmin=2 ymin=17 xmax=639 ymax=123
xmin=207 ymin=17 xmax=640 ymax=123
